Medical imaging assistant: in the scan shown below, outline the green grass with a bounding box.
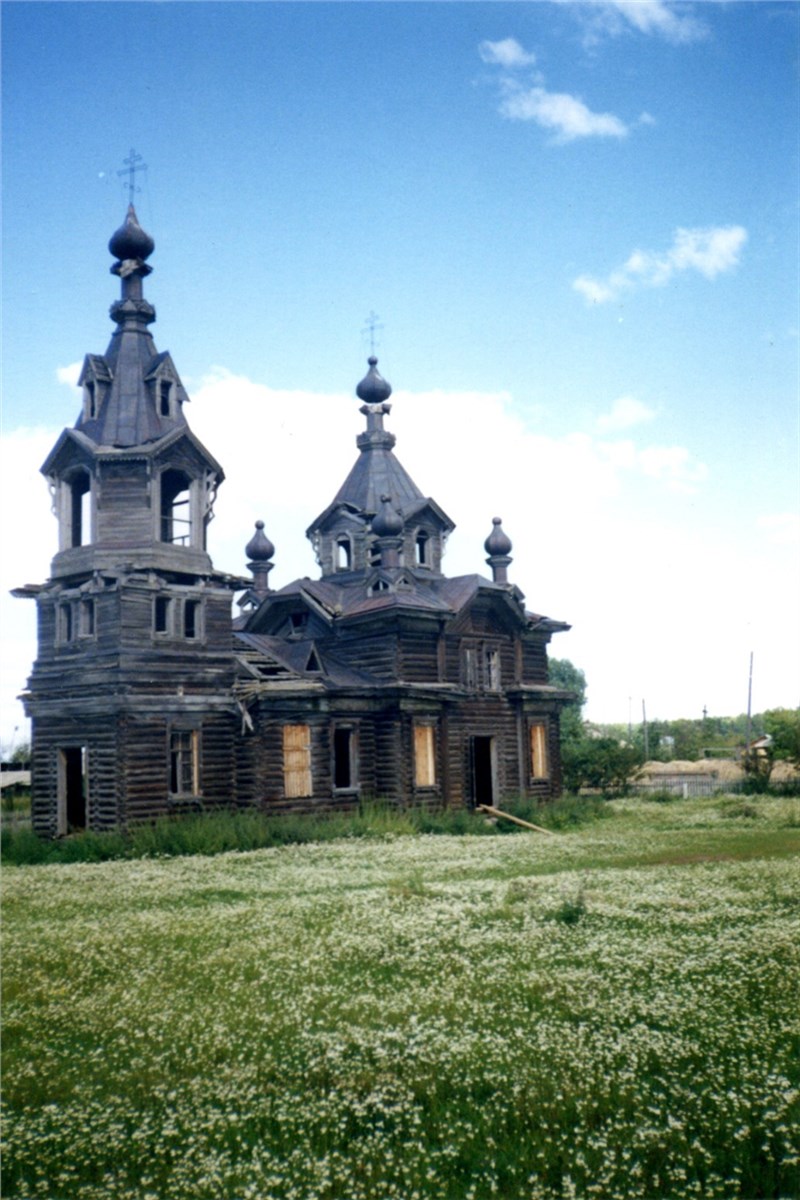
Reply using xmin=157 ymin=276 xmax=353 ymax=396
xmin=2 ymin=796 xmax=799 ymax=1199
xmin=0 ymin=793 xmax=607 ymax=866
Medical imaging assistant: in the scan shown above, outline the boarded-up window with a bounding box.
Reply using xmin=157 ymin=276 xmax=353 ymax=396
xmin=414 ymin=724 xmax=436 ymax=788
xmin=283 ymin=724 xmax=312 ymax=798
xmin=530 ymin=723 xmax=549 ymax=779
xmin=170 ymin=729 xmax=200 ymax=795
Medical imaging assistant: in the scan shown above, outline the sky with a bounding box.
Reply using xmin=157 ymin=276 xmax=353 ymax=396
xmin=1 ymin=0 xmax=798 ymax=751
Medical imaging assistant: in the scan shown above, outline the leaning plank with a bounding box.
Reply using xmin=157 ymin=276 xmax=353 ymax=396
xmin=476 ymin=804 xmax=555 ymax=835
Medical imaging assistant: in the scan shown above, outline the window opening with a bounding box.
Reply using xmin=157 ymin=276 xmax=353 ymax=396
xmin=59 ymin=602 xmax=74 ymax=643
xmin=160 ymin=469 xmax=192 ymax=545
xmin=333 ymin=727 xmax=356 ymax=790
xmin=159 ymin=380 xmax=172 ymax=417
xmin=336 ymin=537 xmax=352 ymax=570
xmin=85 ymin=381 xmax=96 ymax=419
xmin=306 ymin=648 xmax=321 ymax=672
xmin=283 ymin=724 xmax=312 ymax=798
xmin=170 ymin=729 xmax=199 ymax=795
xmin=414 ymin=724 xmax=436 ymax=788
xmin=290 ymin=612 xmax=308 ymax=632
xmin=79 ymin=598 xmax=95 ymax=637
xmin=530 ymin=723 xmax=549 ymax=779
xmin=58 ymin=746 xmax=88 ymax=834
xmin=154 ymin=595 xmax=172 ymax=635
xmin=462 ymin=646 xmax=478 ymax=690
xmin=485 ymin=647 xmax=501 ymax=691
xmin=184 ymin=599 xmax=199 ymax=639
xmin=69 ymin=472 xmax=91 ymax=547
xmin=415 ymin=531 xmax=430 ymax=566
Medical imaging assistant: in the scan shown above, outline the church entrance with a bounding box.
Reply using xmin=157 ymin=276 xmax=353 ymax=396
xmin=470 ymin=736 xmax=496 ymax=807
xmin=58 ymin=747 xmax=87 ymax=834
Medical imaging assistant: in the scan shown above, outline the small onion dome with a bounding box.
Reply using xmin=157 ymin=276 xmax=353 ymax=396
xmin=484 ymin=516 xmax=512 ymax=557
xmin=245 ymin=520 xmax=275 ymax=562
xmin=372 ymin=494 xmax=403 ymax=537
xmin=108 ymin=204 xmax=155 ymax=262
xmin=356 ymin=356 xmax=392 ymax=404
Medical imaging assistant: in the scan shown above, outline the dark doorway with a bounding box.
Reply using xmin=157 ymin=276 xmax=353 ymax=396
xmin=471 ymin=736 xmax=495 ymax=807
xmin=59 ymin=747 xmax=87 ymax=834
xmin=333 ymin=727 xmax=355 ymax=790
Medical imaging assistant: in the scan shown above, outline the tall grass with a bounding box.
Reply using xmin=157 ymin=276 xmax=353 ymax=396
xmin=1 ymin=794 xmax=611 ymax=867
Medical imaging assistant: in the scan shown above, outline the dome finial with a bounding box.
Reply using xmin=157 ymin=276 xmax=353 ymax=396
xmin=245 ymin=520 xmax=275 ymax=598
xmin=356 ymin=357 xmax=392 ymax=404
xmin=485 ymin=517 xmax=513 ymax=584
xmin=109 ymin=204 xmax=155 ymax=264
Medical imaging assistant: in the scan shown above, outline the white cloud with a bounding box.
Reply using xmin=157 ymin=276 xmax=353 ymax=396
xmin=479 ymin=37 xmax=632 ymax=143
xmin=2 ymin=372 xmax=797 ymax=745
xmin=499 ymin=83 xmax=629 ymax=141
xmin=597 ymin=395 xmax=657 ymax=432
xmin=574 ymin=225 xmax=748 ymax=304
xmin=56 ymin=362 xmax=82 ymax=387
xmin=558 ymin=0 xmax=707 ymax=44
xmin=478 ymin=38 xmax=536 ymax=69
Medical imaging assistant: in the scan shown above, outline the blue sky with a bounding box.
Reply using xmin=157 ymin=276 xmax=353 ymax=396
xmin=2 ymin=1 xmax=798 ymax=748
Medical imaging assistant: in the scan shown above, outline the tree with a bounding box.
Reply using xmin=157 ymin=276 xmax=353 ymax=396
xmin=761 ymin=708 xmax=800 ymax=767
xmin=561 ymin=737 xmax=641 ymax=796
xmin=550 ymin=659 xmax=640 ymax=794
xmin=549 ymin=658 xmax=587 ymax=748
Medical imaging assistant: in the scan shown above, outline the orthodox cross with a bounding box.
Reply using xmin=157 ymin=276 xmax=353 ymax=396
xmin=117 ymin=149 xmax=147 ymax=203
xmin=362 ymin=310 xmax=384 ymax=355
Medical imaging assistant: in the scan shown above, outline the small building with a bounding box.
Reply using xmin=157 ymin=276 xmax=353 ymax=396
xmin=15 ymin=206 xmax=572 ymax=834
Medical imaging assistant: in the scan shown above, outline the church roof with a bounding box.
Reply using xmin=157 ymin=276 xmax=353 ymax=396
xmin=72 ymin=205 xmax=197 ymax=453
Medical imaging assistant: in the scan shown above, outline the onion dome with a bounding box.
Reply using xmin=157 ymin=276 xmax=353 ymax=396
xmin=356 ymin=356 xmax=392 ymax=404
xmin=484 ymin=517 xmax=512 ymax=557
xmin=109 ymin=204 xmax=155 ymax=262
xmin=245 ymin=520 xmax=275 ymax=562
xmin=372 ymin=494 xmax=404 ymax=537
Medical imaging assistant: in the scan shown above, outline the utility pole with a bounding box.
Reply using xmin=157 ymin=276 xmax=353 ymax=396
xmin=745 ymin=651 xmax=754 ymax=762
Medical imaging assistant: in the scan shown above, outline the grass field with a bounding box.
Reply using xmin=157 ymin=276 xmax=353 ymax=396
xmin=2 ymin=795 xmax=799 ymax=1199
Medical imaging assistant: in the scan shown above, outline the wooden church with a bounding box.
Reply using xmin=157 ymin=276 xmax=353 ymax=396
xmin=15 ymin=206 xmax=573 ymax=836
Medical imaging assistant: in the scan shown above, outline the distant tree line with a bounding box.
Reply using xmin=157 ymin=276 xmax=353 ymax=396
xmin=549 ymin=658 xmax=800 ymax=794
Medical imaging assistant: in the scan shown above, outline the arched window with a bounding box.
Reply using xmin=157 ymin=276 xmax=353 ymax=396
xmin=336 ymin=537 xmax=352 ymax=571
xmin=68 ymin=471 xmax=92 ymax=548
xmin=415 ymin=530 xmax=430 ymax=567
xmin=84 ymin=381 xmax=97 ymax=420
xmin=160 ymin=470 xmax=192 ymax=545
xmin=159 ymin=379 xmax=172 ymax=417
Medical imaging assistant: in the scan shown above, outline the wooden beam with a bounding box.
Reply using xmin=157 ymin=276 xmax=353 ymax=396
xmin=476 ymin=803 xmax=555 ymax=835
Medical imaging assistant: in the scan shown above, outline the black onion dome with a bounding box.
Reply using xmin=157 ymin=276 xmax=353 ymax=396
xmin=484 ymin=516 xmax=512 ymax=556
xmin=245 ymin=520 xmax=275 ymax=562
xmin=356 ymin=356 xmax=392 ymax=404
xmin=109 ymin=204 xmax=155 ymax=262
xmin=372 ymin=494 xmax=403 ymax=537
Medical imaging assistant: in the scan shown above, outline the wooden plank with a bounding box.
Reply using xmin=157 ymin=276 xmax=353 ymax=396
xmin=476 ymin=803 xmax=555 ymax=835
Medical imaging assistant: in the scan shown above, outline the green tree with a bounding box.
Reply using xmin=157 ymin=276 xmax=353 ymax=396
xmin=549 ymin=658 xmax=587 ymax=748
xmin=761 ymin=708 xmax=800 ymax=766
xmin=562 ymin=737 xmax=641 ymax=796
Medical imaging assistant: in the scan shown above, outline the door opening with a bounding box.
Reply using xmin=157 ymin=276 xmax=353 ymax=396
xmin=471 ymin=736 xmax=495 ymax=807
xmin=58 ymin=746 xmax=88 ymax=834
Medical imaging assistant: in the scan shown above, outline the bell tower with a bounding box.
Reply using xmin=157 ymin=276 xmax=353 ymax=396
xmin=15 ymin=205 xmax=242 ymax=836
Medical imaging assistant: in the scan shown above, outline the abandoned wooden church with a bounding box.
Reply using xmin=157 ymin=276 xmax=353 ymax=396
xmin=15 ymin=206 xmax=573 ymax=835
